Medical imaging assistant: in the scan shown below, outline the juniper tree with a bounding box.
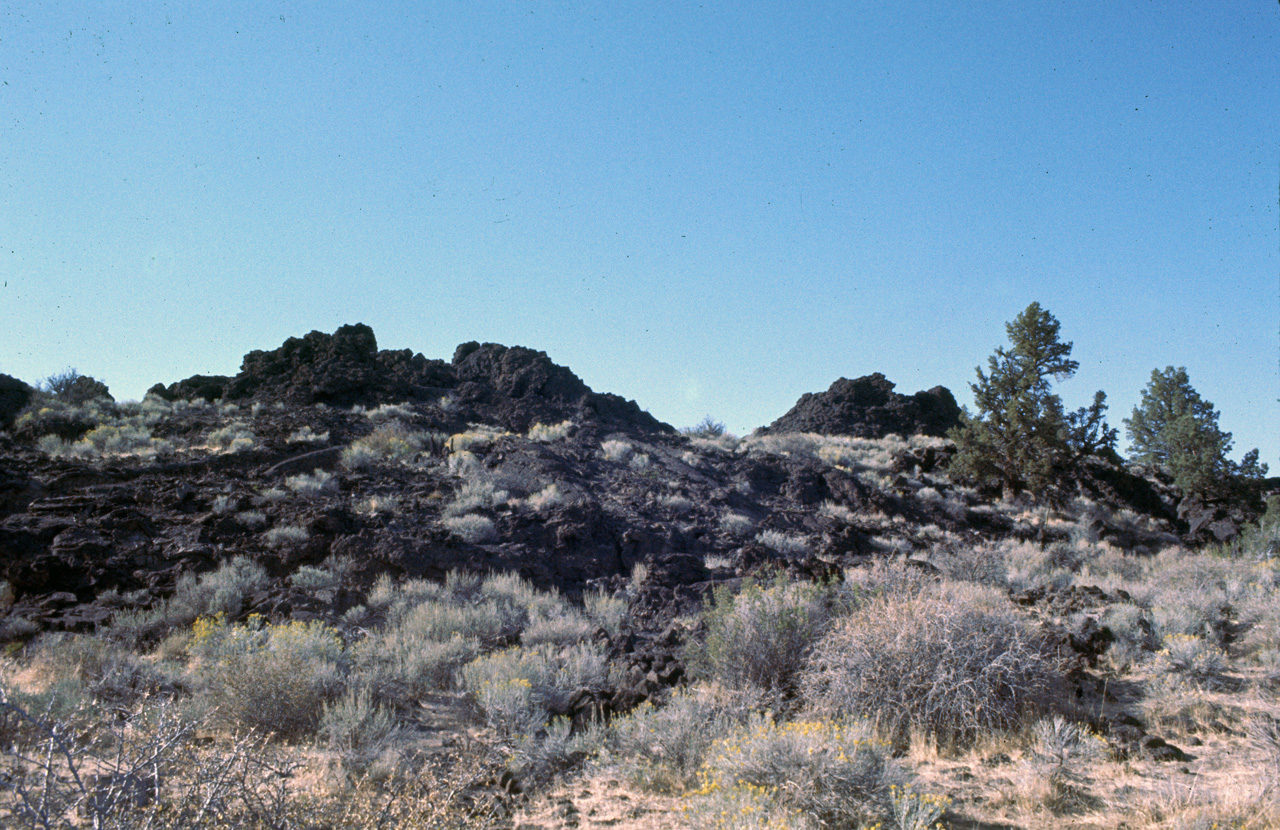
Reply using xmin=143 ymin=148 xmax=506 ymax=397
xmin=1124 ymin=366 xmax=1266 ymax=499
xmin=950 ymin=302 xmax=1111 ymax=499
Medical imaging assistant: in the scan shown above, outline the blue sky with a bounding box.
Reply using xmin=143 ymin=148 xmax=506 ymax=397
xmin=2 ymin=2 xmax=1276 ymax=464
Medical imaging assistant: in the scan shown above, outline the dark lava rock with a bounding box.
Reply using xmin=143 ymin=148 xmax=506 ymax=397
xmin=761 ymin=373 xmax=960 ymax=438
xmin=1140 ymin=735 xmax=1193 ymax=763
xmin=1179 ymin=496 xmax=1240 ymax=544
xmin=154 ymin=325 xmax=670 ymax=435
xmin=450 ymin=342 xmax=671 ymax=434
xmin=147 ymin=374 xmax=232 ymax=403
xmin=0 ymin=374 xmax=35 ymax=429
xmin=224 ymin=323 xmax=455 ymax=406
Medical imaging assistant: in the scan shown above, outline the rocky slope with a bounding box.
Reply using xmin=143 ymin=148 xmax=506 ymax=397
xmin=0 ymin=325 xmax=1231 ymax=702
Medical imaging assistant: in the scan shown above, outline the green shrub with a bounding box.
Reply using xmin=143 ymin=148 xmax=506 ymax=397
xmin=320 ymin=685 xmax=401 ymax=769
xmin=341 ymin=422 xmax=429 ymax=469
xmin=801 ymin=584 xmax=1061 ymax=745
xmin=189 ymin=615 xmax=346 ymax=738
xmin=459 ymin=642 xmax=608 ymax=736
xmin=606 ymin=686 xmax=757 ymax=793
xmin=695 ymin=716 xmax=898 ymax=828
xmin=689 ymin=577 xmax=839 ymax=698
xmin=168 ymin=556 xmax=270 ymax=623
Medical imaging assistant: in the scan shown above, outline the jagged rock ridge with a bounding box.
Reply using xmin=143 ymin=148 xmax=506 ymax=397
xmin=149 ymin=323 xmax=670 ymax=434
xmin=761 ymin=373 xmax=961 ymax=438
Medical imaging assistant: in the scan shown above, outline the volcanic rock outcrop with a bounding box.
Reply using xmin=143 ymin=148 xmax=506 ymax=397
xmin=149 ymin=324 xmax=669 ymax=434
xmin=0 ymin=374 xmax=35 ymax=429
xmin=761 ymin=373 xmax=961 ymax=438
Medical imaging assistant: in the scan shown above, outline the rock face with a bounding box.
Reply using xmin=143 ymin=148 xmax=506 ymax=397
xmin=0 ymin=374 xmax=35 ymax=429
xmin=151 ymin=325 xmax=670 ymax=435
xmin=761 ymin=373 xmax=961 ymax=438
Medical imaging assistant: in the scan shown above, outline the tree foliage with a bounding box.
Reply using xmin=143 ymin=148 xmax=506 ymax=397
xmin=1124 ymin=366 xmax=1266 ymax=498
xmin=41 ymin=367 xmax=113 ymax=405
xmin=950 ymin=303 xmax=1114 ymax=499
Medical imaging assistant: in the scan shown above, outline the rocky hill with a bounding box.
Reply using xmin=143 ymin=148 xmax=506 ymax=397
xmin=1 ymin=324 xmax=1274 ymax=830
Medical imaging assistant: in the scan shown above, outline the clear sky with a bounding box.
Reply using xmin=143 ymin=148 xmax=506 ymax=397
xmin=2 ymin=2 xmax=1277 ymax=464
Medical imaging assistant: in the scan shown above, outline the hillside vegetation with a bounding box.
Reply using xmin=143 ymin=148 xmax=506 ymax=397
xmin=0 ymin=317 xmax=1275 ymax=829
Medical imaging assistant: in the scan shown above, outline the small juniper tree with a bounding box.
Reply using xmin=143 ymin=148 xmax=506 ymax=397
xmin=1124 ymin=366 xmax=1266 ymax=499
xmin=951 ymin=303 xmax=1110 ymax=500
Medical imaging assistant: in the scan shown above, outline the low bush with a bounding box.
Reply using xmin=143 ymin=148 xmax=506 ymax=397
xmin=285 ymin=469 xmax=336 ymax=496
xmin=801 ymin=584 xmax=1062 ymax=745
xmin=600 ymin=439 xmax=633 ymax=462
xmin=754 ymin=529 xmax=811 ymax=558
xmin=527 ymin=420 xmax=574 ymax=442
xmin=443 ymin=479 xmax=508 ymax=517
xmin=264 ymin=524 xmax=310 ymax=549
xmin=1153 ymin=633 xmax=1230 ymax=688
xmin=342 ymin=422 xmax=433 ymax=469
xmin=695 ymin=715 xmax=899 ymax=828
xmin=443 ymin=514 xmax=498 ymax=544
xmin=606 ymin=686 xmax=757 ymax=793
xmin=719 ymin=512 xmax=755 ymax=537
xmin=168 ymin=556 xmax=270 ymax=623
xmin=688 ymin=577 xmax=839 ymax=699
xmin=188 ymin=616 xmax=346 ymax=738
xmin=459 ymin=642 xmax=608 ymax=736
xmin=320 ymin=685 xmax=401 ymax=770
xmin=1021 ymin=716 xmax=1107 ymax=814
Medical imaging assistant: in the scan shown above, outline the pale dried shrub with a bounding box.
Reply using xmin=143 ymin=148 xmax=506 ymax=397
xmin=658 ymin=493 xmax=695 ymax=512
xmin=320 ymin=685 xmax=401 ymax=770
xmin=236 ymin=509 xmax=267 ymax=529
xmin=264 ymin=524 xmax=310 ymax=549
xmin=600 ymin=439 xmax=634 ymax=462
xmin=447 ymin=424 xmax=508 ymax=453
xmin=1152 ymin=634 xmax=1230 ymax=688
xmin=584 ymin=588 xmax=627 ymax=639
xmin=754 ymin=529 xmax=810 ymax=557
xmin=527 ymin=420 xmax=573 ymax=442
xmin=818 ymin=500 xmax=854 ymax=523
xmin=287 ymin=425 xmax=329 ymax=444
xmin=208 ymin=423 xmax=257 ymax=452
xmin=520 ymin=612 xmax=596 ymax=647
xmin=342 ymin=422 xmax=428 ymax=469
xmin=443 ymin=479 xmax=508 ymax=517
xmin=718 ymin=512 xmax=755 ymax=537
xmin=459 ymin=643 xmax=608 ymax=736
xmin=168 ymin=555 xmax=270 ymax=622
xmin=1021 ymin=716 xmax=1108 ymax=814
xmin=285 ymin=468 xmax=336 ymax=496
xmin=526 ymin=483 xmax=565 ymax=512
xmin=354 ymin=494 xmax=401 ymax=516
xmin=443 ymin=514 xmax=497 ymax=544
xmin=351 ymin=632 xmax=480 ymax=702
xmin=364 ymin=402 xmax=415 ymax=422
xmin=802 ymin=585 xmax=1062 ymax=745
